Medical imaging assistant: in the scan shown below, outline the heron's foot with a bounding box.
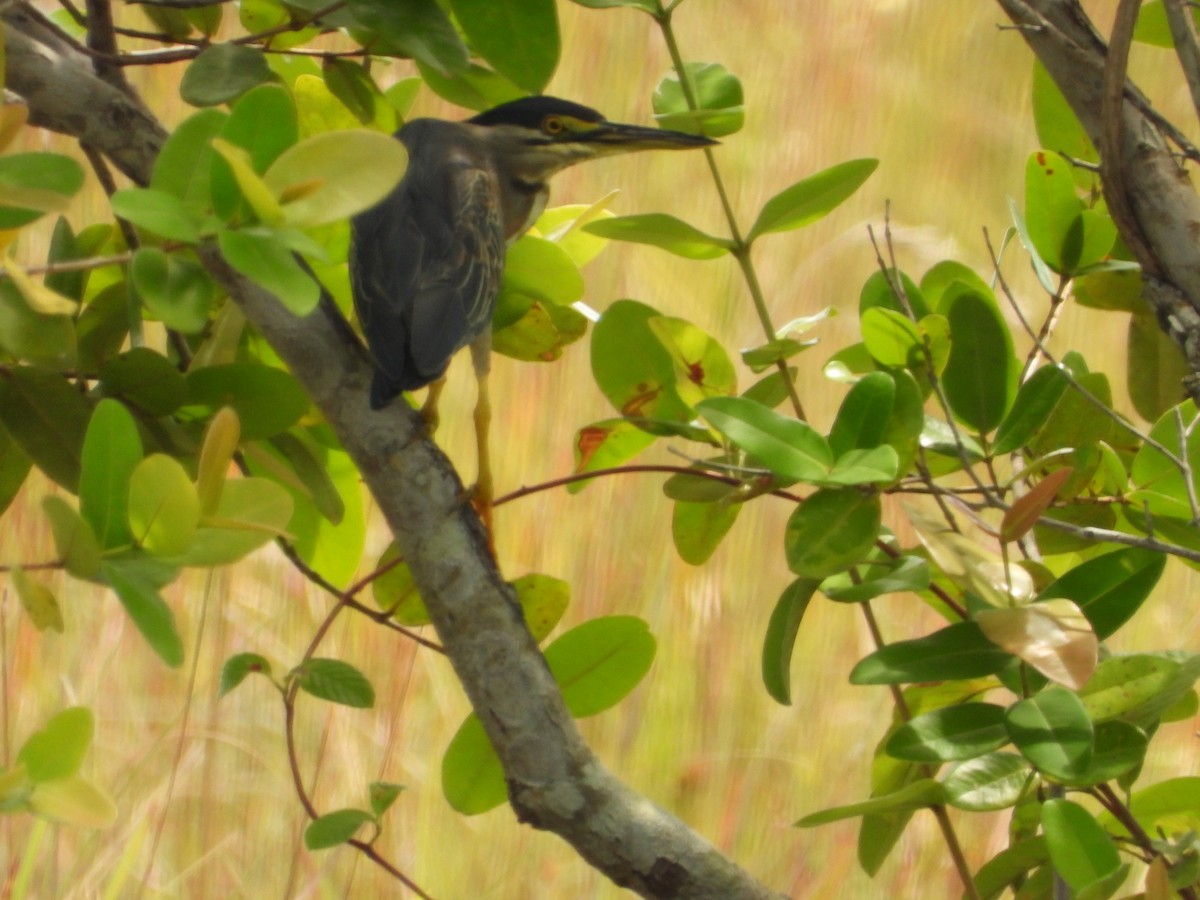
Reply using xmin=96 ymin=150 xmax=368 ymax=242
xmin=418 ymin=379 xmax=446 ymax=435
xmin=463 ymin=479 xmax=496 ymax=560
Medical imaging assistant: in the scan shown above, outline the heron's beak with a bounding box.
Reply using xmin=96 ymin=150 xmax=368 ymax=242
xmin=583 ymin=121 xmax=718 ymax=154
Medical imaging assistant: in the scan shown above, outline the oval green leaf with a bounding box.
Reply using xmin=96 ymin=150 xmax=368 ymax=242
xmin=696 ymin=395 xmax=833 ymax=482
xmin=296 ymin=658 xmax=375 ymax=708
xmin=544 ymin=615 xmax=656 ymax=718
xmin=761 ymin=578 xmax=818 ymax=705
xmin=583 ymin=213 xmax=731 ymax=259
xmin=1005 ymin=687 xmax=1093 ymax=780
xmin=785 ymin=489 xmax=880 ymax=577
xmin=748 ymin=158 xmax=878 ymax=240
xmin=885 ymin=703 xmax=1009 ymax=763
xmin=850 ymin=621 xmax=1013 ymax=685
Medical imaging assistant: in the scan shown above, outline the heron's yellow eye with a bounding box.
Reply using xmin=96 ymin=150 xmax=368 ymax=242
xmin=542 ymin=116 xmax=565 ymax=135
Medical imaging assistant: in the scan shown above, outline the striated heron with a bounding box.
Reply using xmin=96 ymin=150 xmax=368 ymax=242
xmin=349 ymin=96 xmax=715 ymax=543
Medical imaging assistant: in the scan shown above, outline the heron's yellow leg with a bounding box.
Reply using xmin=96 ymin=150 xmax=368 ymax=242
xmin=469 ymin=338 xmax=495 ymax=557
xmin=419 ymin=377 xmax=446 ymax=433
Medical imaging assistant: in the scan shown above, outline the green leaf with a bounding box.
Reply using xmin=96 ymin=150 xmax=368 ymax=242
xmin=860 ymin=306 xmax=923 ymax=369
xmin=0 ymin=367 xmax=91 ymax=492
xmin=672 ymin=499 xmax=739 ymax=566
xmin=543 ymin=616 xmax=655 ymax=718
xmin=1065 ymin=720 xmax=1147 ymax=786
xmin=860 ymin=268 xmax=932 ymax=320
xmin=885 ymin=704 xmax=1009 ymax=763
xmin=185 ymin=363 xmax=309 ymax=441
xmin=697 ymin=395 xmax=833 ymax=482
xmin=151 ymin=108 xmax=229 ymax=214
xmin=262 ymin=130 xmax=408 ymax=228
xmin=101 ymin=559 xmax=184 ymax=667
xmin=570 ymin=0 xmax=656 ymax=10
xmin=442 ymin=714 xmax=506 ymax=815
xmin=795 ymin=778 xmax=945 ymax=827
xmin=304 ymin=809 xmax=374 ymax=849
xmin=128 ymin=454 xmax=201 ymax=557
xmin=12 ymin=565 xmax=64 ymax=632
xmin=448 ymin=0 xmax=558 ymax=94
xmin=369 ymin=781 xmax=404 ymax=817
xmin=267 ymin=430 xmax=345 ymax=525
xmin=219 ymin=652 xmax=272 ymax=696
xmin=823 ymin=446 xmax=899 ymax=486
xmin=652 ymin=61 xmax=744 ymax=138
xmin=828 ymin=372 xmax=895 ymax=456
xmin=0 ymin=153 xmax=85 ymax=228
xmin=502 ymin=235 xmax=584 ymax=303
xmin=1005 ymin=687 xmax=1093 ymax=780
xmin=1031 ymin=370 xmax=1114 ymax=455
xmin=591 ymin=300 xmax=691 ymax=421
xmin=296 ymin=658 xmax=375 ymax=708
xmin=110 ymin=189 xmax=202 ymax=243
xmin=784 ymin=489 xmax=880 ymax=577
xmin=1042 ymin=799 xmax=1121 ymax=891
xmin=512 ymin=573 xmax=568 ymax=643
xmin=1009 ymin=198 xmax=1057 ymax=295
xmin=1032 ymin=61 xmax=1096 ymax=168
xmin=0 ymin=275 xmax=76 ymax=370
xmin=850 ymin=621 xmax=1013 ymax=685
xmin=1036 ymin=547 xmax=1165 ymax=640
xmin=1025 ymin=150 xmax=1084 ymax=274
xmin=18 ymin=707 xmax=93 ymax=783
xmin=217 ymin=228 xmax=319 ymax=314
xmin=347 ymin=0 xmax=468 ymax=75
xmin=993 ymin=364 xmax=1070 ymax=454
xmin=761 ymin=578 xmax=818 ymax=705
xmin=1110 ymin=776 xmax=1200 ymax=836
xmin=27 ymin=776 xmax=117 ymax=828
xmin=42 ymin=496 xmax=101 ymax=579
xmin=748 ymin=158 xmax=878 ymax=240
xmin=181 ymin=477 xmax=293 ymax=565
xmin=582 ymin=213 xmax=731 ymax=259
xmin=322 ymin=58 xmax=396 ymax=130
xmin=79 ymin=398 xmax=142 ymax=549
xmin=941 ymin=752 xmax=1031 ymax=811
xmin=1128 ymin=307 xmax=1189 ymax=422
xmin=98 ymin=347 xmax=189 ymax=416
xmin=1078 ymin=654 xmax=1181 ymax=722
xmin=972 ymin=837 xmax=1048 ymax=900
xmin=570 ymin=419 xmax=658 ymax=489
xmin=941 ymin=287 xmax=1017 ymax=433
xmin=648 ymin=316 xmax=737 ymax=407
xmin=371 ymin=543 xmax=428 ymax=625
xmin=820 ymin=555 xmax=930 ymax=603
xmin=180 ymin=43 xmax=272 ymax=107
xmin=415 ymin=60 xmax=525 ymax=111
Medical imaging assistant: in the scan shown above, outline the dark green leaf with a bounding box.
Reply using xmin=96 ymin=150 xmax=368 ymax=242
xmin=304 ymin=809 xmax=373 ymax=849
xmin=44 ymin=217 xmax=86 ymax=301
xmin=78 ymin=399 xmax=142 ymax=550
xmin=0 ymin=278 xmax=76 ymax=370
xmin=1031 ymin=370 xmax=1113 ymax=455
xmin=0 ymin=424 xmax=32 ymax=518
xmin=98 ymin=347 xmax=188 ymax=416
xmin=971 ymin=837 xmax=1047 ymax=900
xmin=850 ymin=621 xmax=1013 ymax=684
xmin=219 ymin=652 xmax=273 ymax=696
xmin=216 ymin=228 xmax=320 ymax=314
xmin=583 ymin=214 xmax=731 ymax=259
xmin=652 ymin=62 xmax=744 ymax=138
xmin=942 ymin=752 xmax=1031 ymax=811
xmin=784 ymin=489 xmax=880 ymax=577
xmin=859 ymin=268 xmax=931 ymax=320
xmin=993 ymin=364 xmax=1070 ymax=454
xmin=795 ymin=778 xmax=945 ymax=827
xmin=1042 ymin=799 xmax=1121 ymax=891
xmin=180 ymin=43 xmax=272 ymax=107
xmin=697 ymin=395 xmax=832 ymax=482
xmin=828 ymin=372 xmax=894 ymax=456
xmin=570 ymin=0 xmax=656 ymax=10
xmin=761 ymin=578 xmax=818 ymax=705
xmin=347 ymin=0 xmax=468 ymax=75
xmin=0 ymin=367 xmax=91 ymax=492
xmin=1128 ymin=307 xmax=1189 ymax=422
xmin=1037 ymin=547 xmax=1165 ymax=640
xmin=415 ymin=60 xmax=525 ymax=111
xmin=150 ymin=108 xmax=229 ymax=214
xmin=886 ymin=704 xmax=1009 ymax=762
xmin=185 ymin=363 xmax=309 ymax=441
xmin=101 ymin=559 xmax=184 ymax=667
xmin=1005 ymin=687 xmax=1093 ymax=780
xmin=449 ymin=0 xmax=559 ymax=94
xmin=820 ymin=555 xmax=930 ymax=603
xmin=1064 ymin=720 xmax=1147 ymax=786
xmin=543 ymin=616 xmax=655 ymax=718
xmin=748 ymin=159 xmax=878 ymax=240
xmin=296 ymin=658 xmax=375 ymax=708
xmin=941 ymin=288 xmax=1017 ymax=433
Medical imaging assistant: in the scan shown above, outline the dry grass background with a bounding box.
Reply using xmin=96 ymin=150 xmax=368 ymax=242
xmin=6 ymin=2 xmax=1200 ymax=898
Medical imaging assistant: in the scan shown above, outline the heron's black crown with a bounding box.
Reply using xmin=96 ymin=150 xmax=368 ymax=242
xmin=467 ymin=96 xmax=605 ymax=129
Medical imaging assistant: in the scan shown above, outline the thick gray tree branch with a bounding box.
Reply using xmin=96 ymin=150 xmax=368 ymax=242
xmin=996 ymin=0 xmax=1200 ymax=402
xmin=0 ymin=5 xmax=780 ymax=897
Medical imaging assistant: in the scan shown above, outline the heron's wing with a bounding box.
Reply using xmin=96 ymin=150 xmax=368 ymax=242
xmin=349 ymin=145 xmax=505 ymax=402
xmin=407 ymin=162 xmax=506 ymax=378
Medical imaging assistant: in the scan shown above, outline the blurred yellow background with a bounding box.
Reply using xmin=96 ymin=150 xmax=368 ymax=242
xmin=7 ymin=2 xmax=1200 ymax=897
